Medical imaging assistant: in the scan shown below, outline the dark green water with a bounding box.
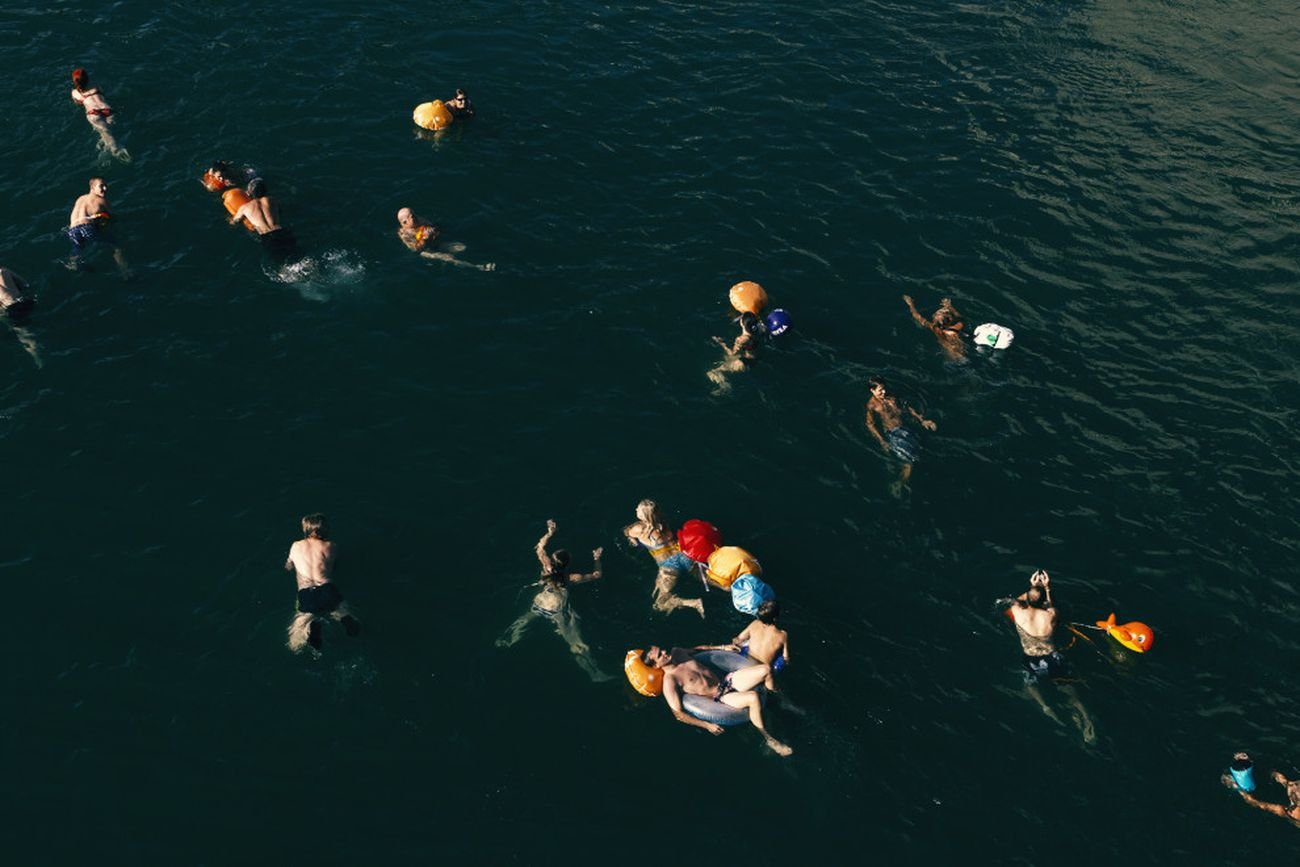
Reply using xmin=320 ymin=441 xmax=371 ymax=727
xmin=4 ymin=1 xmax=1298 ymax=863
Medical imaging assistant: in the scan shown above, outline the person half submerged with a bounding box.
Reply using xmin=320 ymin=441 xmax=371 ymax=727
xmin=70 ymin=67 xmax=128 ymax=161
xmin=230 ymin=178 xmax=300 ymax=262
xmin=707 ymin=311 xmax=765 ymax=394
xmin=496 ymin=519 xmax=611 ymax=682
xmin=396 ymin=207 xmax=494 ymax=271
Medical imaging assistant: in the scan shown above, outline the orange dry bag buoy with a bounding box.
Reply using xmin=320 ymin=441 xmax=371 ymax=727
xmin=705 ymin=546 xmax=761 ymax=591
xmin=221 ymin=188 xmax=253 ymax=231
xmin=625 ymin=649 xmax=663 ymax=697
xmin=729 ymin=281 xmax=768 ymax=315
xmin=1095 ymin=613 xmax=1154 ymax=653
xmin=413 ymin=100 xmax=455 ymax=131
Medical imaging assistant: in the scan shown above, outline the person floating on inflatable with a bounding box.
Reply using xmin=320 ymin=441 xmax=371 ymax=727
xmin=903 ymin=294 xmax=964 ymax=361
xmin=444 ymin=88 xmax=475 ymax=119
xmin=623 ymin=499 xmax=704 ymax=618
xmin=496 ymin=520 xmax=611 ymax=682
xmin=1221 ymin=753 xmax=1300 ymax=823
xmin=396 ymin=207 xmax=494 ymax=271
xmin=863 ymin=375 xmax=937 ymax=497
xmin=640 ymin=645 xmax=792 ymax=756
xmin=70 ymin=68 xmax=129 ymax=161
xmin=1003 ymin=570 xmax=1095 ymax=744
xmin=698 ymin=600 xmax=789 ymax=692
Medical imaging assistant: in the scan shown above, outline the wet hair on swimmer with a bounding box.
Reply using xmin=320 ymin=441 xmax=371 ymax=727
xmin=72 ymin=68 xmax=90 ymax=89
xmin=247 ymin=177 xmax=267 ymax=197
xmin=869 ymin=375 xmax=888 ymax=393
xmin=301 ymin=513 xmax=328 ymax=539
xmin=551 ymin=549 xmax=571 ymax=570
xmin=757 ymin=600 xmax=781 ymax=624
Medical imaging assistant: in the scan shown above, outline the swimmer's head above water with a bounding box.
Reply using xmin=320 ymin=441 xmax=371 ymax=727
xmin=550 ymin=549 xmax=571 ymax=571
xmin=72 ymin=68 xmax=91 ymax=91
xmin=397 ymin=207 xmax=415 ymax=227
xmin=247 ymin=177 xmax=267 ymax=198
xmin=868 ymin=376 xmax=889 ymax=398
xmin=642 ymin=646 xmax=670 ymax=667
xmin=301 ymin=513 xmax=328 ymax=540
xmin=757 ymin=600 xmax=781 ymax=624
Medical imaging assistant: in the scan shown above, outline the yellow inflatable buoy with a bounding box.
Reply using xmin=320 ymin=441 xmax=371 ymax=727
xmin=705 ymin=546 xmax=762 ymax=591
xmin=625 ymin=649 xmax=663 ymax=697
xmin=413 ymin=100 xmax=455 ymax=131
xmin=729 ymin=281 xmax=768 ymax=315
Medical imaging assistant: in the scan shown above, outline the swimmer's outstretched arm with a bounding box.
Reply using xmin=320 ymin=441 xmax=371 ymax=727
xmin=568 ymin=548 xmax=603 ymax=585
xmin=663 ymin=676 xmax=723 ymax=735
xmin=864 ymin=407 xmax=888 ymax=450
xmin=534 ymin=519 xmax=557 ymax=570
xmin=1235 ymin=789 xmax=1292 ymax=818
xmin=902 ymin=294 xmax=929 ymax=328
xmin=907 ymin=405 xmax=937 ymax=431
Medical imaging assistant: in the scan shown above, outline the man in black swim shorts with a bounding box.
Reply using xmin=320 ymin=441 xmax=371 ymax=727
xmin=284 ymin=513 xmax=360 ymax=653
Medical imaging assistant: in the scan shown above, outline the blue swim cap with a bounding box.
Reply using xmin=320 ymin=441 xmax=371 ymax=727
xmin=765 ymin=308 xmax=792 ymax=336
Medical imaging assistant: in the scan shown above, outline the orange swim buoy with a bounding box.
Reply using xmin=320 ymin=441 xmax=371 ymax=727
xmin=413 ymin=100 xmax=455 ymax=131
xmin=624 ymin=649 xmax=663 ymax=697
xmin=729 ymin=281 xmax=768 ymax=315
xmin=705 ymin=546 xmax=761 ymax=591
xmin=221 ymin=188 xmax=254 ymax=232
xmin=1095 ymin=613 xmax=1154 ymax=653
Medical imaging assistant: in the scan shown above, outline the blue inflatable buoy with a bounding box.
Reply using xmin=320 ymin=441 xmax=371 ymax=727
xmin=765 ymin=308 xmax=792 ymax=336
xmin=1230 ymin=755 xmax=1256 ymax=792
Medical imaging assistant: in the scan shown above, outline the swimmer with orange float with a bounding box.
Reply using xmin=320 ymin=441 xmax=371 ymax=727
xmin=1001 ymin=570 xmax=1096 ymax=744
xmin=397 ymin=207 xmax=495 ymax=271
xmin=630 ymin=645 xmax=792 ymax=756
xmin=707 ymin=281 xmax=792 ymax=394
xmin=70 ymin=68 xmax=129 ymax=161
xmin=67 ymin=177 xmax=130 ymax=276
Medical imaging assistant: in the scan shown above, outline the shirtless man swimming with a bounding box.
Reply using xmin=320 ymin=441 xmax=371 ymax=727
xmin=730 ymin=600 xmax=789 ymax=691
xmin=1005 ymin=570 xmax=1094 ymax=743
xmin=397 ymin=207 xmax=494 ymax=271
xmin=707 ymin=311 xmax=764 ymax=394
xmin=1223 ymin=761 xmax=1300 ymax=825
xmin=642 ymin=645 xmax=792 ymax=756
xmin=231 ymin=178 xmax=300 ymax=261
xmin=285 ymin=513 xmax=360 ymax=654
xmin=863 ymin=375 xmax=937 ymax=494
xmin=903 ymin=294 xmax=965 ymax=361
xmin=67 ymin=177 xmax=129 ymax=274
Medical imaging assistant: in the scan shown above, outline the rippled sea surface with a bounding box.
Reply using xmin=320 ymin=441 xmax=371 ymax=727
xmin=4 ymin=1 xmax=1299 ymax=862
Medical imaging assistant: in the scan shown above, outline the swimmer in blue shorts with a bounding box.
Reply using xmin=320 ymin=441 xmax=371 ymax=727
xmin=864 ymin=375 xmax=937 ymax=495
xmin=698 ymin=599 xmax=789 ymax=691
xmin=497 ymin=519 xmax=611 ymax=681
xmin=624 ymin=499 xmax=704 ymax=618
xmin=67 ymin=177 xmax=129 ymax=275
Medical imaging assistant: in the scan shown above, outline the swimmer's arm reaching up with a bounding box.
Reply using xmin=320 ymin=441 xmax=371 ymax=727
xmin=902 ymin=295 xmax=929 ymax=328
xmin=568 ymin=548 xmax=603 ymax=585
xmin=534 ymin=519 xmax=557 ymax=570
xmin=663 ymin=675 xmax=724 ymax=735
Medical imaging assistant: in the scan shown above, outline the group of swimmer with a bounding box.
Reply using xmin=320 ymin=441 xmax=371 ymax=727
xmin=33 ymin=63 xmax=1298 ymax=815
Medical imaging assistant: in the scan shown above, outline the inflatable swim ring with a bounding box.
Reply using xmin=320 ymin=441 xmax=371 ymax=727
xmin=681 ymin=650 xmax=765 ymax=727
xmin=973 ymin=323 xmax=1014 ymax=350
xmin=729 ymin=281 xmax=768 ymax=316
xmin=624 ymin=649 xmax=663 ymax=697
xmin=413 ymin=100 xmax=455 ymax=131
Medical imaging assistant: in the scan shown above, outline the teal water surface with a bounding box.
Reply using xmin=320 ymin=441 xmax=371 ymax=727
xmin=3 ymin=1 xmax=1299 ymax=863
